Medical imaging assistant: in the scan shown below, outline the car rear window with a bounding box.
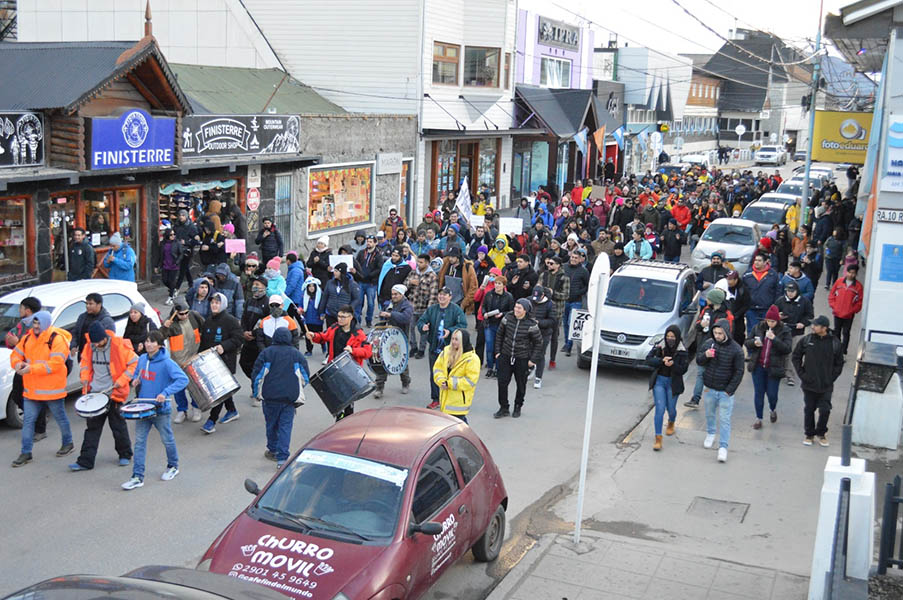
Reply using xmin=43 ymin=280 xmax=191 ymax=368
xmin=759 ymin=146 xmax=779 ymax=152
xmin=742 ymin=205 xmax=786 ymax=227
xmin=700 ymin=224 xmax=756 ymax=245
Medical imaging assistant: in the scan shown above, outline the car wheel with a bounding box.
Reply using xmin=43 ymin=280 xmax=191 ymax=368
xmin=5 ymin=396 xmax=23 ymax=429
xmin=472 ymin=504 xmax=505 ymax=562
xmin=577 ymin=354 xmax=590 ymax=370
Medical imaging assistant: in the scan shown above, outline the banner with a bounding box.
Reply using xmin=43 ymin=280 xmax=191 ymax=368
xmin=811 ymin=110 xmax=873 ymax=164
xmin=182 ymin=114 xmax=301 ymax=158
xmin=612 ymin=126 xmax=625 ymax=151
xmin=89 ymin=109 xmax=175 ymax=170
xmin=0 ymin=112 xmax=44 ymax=169
xmin=454 ymin=176 xmax=474 ymax=226
xmin=307 ymin=162 xmax=374 ymax=235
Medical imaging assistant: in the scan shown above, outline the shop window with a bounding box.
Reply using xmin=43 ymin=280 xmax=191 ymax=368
xmin=478 ymin=142 xmax=497 ymax=199
xmin=464 ymin=47 xmax=500 ymax=87
xmin=436 ymin=139 xmax=457 ymax=206
xmin=83 ymin=191 xmax=112 ymax=247
xmin=0 ymin=198 xmax=27 ymax=277
xmin=433 ymin=42 xmax=460 ymax=85
xmin=540 ymin=56 xmax=571 ymax=88
xmin=50 ymin=194 xmax=77 ymax=281
xmin=274 ymin=174 xmax=293 ymax=251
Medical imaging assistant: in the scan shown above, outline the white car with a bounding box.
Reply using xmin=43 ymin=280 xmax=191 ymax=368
xmin=754 ymin=145 xmax=787 ymax=166
xmin=0 ymin=280 xmax=161 ymax=428
xmin=757 ymin=192 xmax=800 ymax=207
xmin=691 ymin=218 xmax=761 ymax=275
xmin=680 ymin=154 xmax=711 ymax=169
xmin=741 ymin=200 xmax=791 ymax=232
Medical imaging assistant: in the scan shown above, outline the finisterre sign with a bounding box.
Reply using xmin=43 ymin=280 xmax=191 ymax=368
xmin=89 ymin=108 xmax=175 ymax=170
xmin=182 ymin=114 xmax=302 ymax=158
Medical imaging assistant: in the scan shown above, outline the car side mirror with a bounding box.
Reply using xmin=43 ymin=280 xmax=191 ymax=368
xmin=244 ymin=479 xmax=260 ymax=496
xmin=409 ymin=521 xmax=443 ymax=536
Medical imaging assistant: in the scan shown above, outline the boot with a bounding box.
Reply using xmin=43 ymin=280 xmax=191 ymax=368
xmin=665 ymin=421 xmax=676 ymax=436
xmin=653 ymin=435 xmax=663 ymax=451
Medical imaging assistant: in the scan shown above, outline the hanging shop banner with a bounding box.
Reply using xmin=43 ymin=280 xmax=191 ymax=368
xmin=181 ymin=114 xmax=301 ymax=158
xmin=0 ymin=112 xmax=45 ymax=169
xmin=811 ymin=110 xmax=873 ymax=164
xmin=307 ymin=162 xmax=374 ymax=235
xmin=89 ymin=108 xmax=176 ymax=170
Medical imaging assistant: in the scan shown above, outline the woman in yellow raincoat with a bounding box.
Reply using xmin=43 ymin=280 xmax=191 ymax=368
xmin=431 ymin=329 xmax=481 ymax=423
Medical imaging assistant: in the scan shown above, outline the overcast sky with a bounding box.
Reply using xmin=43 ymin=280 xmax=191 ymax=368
xmin=523 ymin=0 xmax=850 ymax=57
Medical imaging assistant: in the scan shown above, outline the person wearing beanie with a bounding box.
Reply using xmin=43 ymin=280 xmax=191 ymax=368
xmin=69 ymin=322 xmax=138 ymax=472
xmin=308 ymin=236 xmax=332 ymax=287
xmin=685 ymin=287 xmax=734 ymax=409
xmin=103 ymin=231 xmax=137 ymax=282
xmin=197 ymin=293 xmax=244 ymax=433
xmin=373 ymin=284 xmax=414 ymax=398
xmin=792 ymin=315 xmax=844 ymax=446
xmin=264 ymin=258 xmax=287 ymax=310
xmin=10 ymin=311 xmax=75 ymax=467
xmin=255 ymin=217 xmax=283 ymax=266
xmin=696 ymin=317 xmax=745 ymax=463
xmin=493 ymin=296 xmax=543 ymax=419
xmin=645 ymin=324 xmax=689 ymax=451
xmin=742 ymin=254 xmax=781 ymax=337
xmin=173 ymin=209 xmax=199 ymax=292
xmin=123 ymin=302 xmax=158 ymax=355
xmin=438 ymin=246 xmax=478 ymax=312
xmin=697 ymin=250 xmax=729 ymax=295
xmin=161 ymin=301 xmax=206 ymax=424
xmin=199 ymin=219 xmax=227 ymax=267
xmin=318 ymin=262 xmax=360 ymax=333
xmin=744 ymin=305 xmax=792 ymax=429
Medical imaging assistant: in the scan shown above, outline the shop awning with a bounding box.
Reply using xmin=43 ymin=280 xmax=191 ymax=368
xmin=515 ymin=85 xmax=595 ymax=140
xmin=420 ymin=128 xmax=546 ymax=139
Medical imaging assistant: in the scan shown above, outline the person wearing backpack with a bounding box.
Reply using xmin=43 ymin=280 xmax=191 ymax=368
xmin=11 ymin=311 xmax=75 ymax=467
xmin=5 ymin=297 xmax=48 ymax=440
xmin=69 ymin=323 xmax=139 ymax=472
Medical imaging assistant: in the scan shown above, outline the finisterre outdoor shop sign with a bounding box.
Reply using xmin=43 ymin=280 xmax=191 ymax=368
xmin=181 ymin=114 xmax=302 ymax=158
xmin=89 ymin=108 xmax=176 ymax=170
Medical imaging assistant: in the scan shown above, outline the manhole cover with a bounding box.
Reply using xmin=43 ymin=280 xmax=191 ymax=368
xmin=686 ymin=496 xmax=750 ymax=523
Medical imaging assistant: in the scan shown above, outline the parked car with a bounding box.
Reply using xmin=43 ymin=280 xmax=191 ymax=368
xmin=776 ymin=182 xmax=806 ymax=198
xmin=741 ymin=200 xmax=791 ymax=232
xmin=577 ymin=260 xmax=698 ymax=370
xmin=199 ymin=407 xmax=508 ymax=600
xmin=679 ymin=154 xmax=711 ymax=169
xmin=793 ymin=150 xmax=807 ymax=162
xmin=1 ymin=565 xmax=289 ymax=600
xmin=690 ymin=218 xmax=761 ymax=276
xmin=757 ymin=192 xmax=800 ymax=207
xmin=754 ymin=145 xmax=787 ymax=166
xmin=0 ymin=280 xmax=161 ymax=428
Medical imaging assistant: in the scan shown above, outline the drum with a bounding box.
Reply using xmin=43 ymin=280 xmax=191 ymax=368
xmin=366 ymin=326 xmax=409 ymax=375
xmin=121 ymin=402 xmax=157 ymax=420
xmin=309 ymin=351 xmax=375 ymax=416
xmin=74 ymin=393 xmax=109 ymax=419
xmin=184 ymin=349 xmax=241 ymax=411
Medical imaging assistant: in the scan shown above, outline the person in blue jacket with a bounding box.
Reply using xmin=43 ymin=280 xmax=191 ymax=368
xmin=122 ymin=330 xmax=188 ymax=491
xmin=283 ymin=251 xmax=306 ymax=307
xmin=624 ymin=229 xmax=654 ymax=260
xmin=252 ymin=328 xmax=310 ymax=468
xmin=779 ymin=260 xmax=815 ymax=303
xmin=103 ymin=232 xmax=136 ymax=282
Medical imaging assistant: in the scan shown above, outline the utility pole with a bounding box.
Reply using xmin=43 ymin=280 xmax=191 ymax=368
xmin=802 ymin=0 xmax=824 ymax=225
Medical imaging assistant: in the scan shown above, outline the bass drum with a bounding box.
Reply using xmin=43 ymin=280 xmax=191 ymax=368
xmin=184 ymin=349 xmax=241 ymax=412
xmin=309 ymin=351 xmax=375 ymax=416
xmin=366 ymin=326 xmax=409 ymax=375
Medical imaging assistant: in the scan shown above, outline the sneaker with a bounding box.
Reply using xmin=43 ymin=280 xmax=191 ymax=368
xmin=565 ymin=347 xmax=572 ymax=357
xmin=121 ymin=476 xmax=144 ymax=490
xmin=56 ymin=443 xmax=74 ymax=457
xmin=189 ymin=407 xmax=202 ymax=422
xmin=533 ymin=378 xmax=542 ymax=389
xmin=11 ymin=453 xmax=32 ymax=467
xmin=401 ymin=386 xmax=410 ymax=395
xmin=717 ymin=447 xmax=728 ymax=463
xmin=264 ymin=450 xmax=277 ymax=462
xmin=426 ymin=401 xmax=440 ymax=410
xmin=33 ymin=432 xmax=47 ymax=442
xmin=770 ymin=411 xmax=777 ymax=423
xmin=549 ymin=361 xmax=556 ymax=370
xmin=786 ymin=377 xmax=795 ymax=387
xmin=251 ymin=398 xmax=261 ymax=408
xmin=201 ymin=420 xmax=216 ymax=434
xmin=118 ymin=457 xmax=130 ymax=467
xmin=304 ymin=351 xmax=313 ymax=357
xmin=512 ymin=407 xmax=521 ymax=418
xmin=322 ymin=357 xmax=329 ymax=365
xmin=374 ymin=389 xmax=383 ymax=399
xmin=684 ymin=397 xmax=700 ymax=408
xmin=414 ymin=351 xmax=424 ymax=359
xmin=803 ymin=436 xmax=814 ymax=446
xmin=219 ymin=410 xmax=240 ymax=424
xmin=276 ymin=462 xmax=284 ymax=470
xmin=752 ymin=420 xmax=762 ymax=430
xmin=69 ymin=462 xmax=89 ymax=471
xmin=173 ymin=411 xmax=186 ymax=424
xmin=493 ymin=409 xmax=510 ymax=419
xmin=818 ymin=436 xmax=829 ymax=447
xmin=703 ymin=434 xmax=715 ymax=449
xmin=161 ymin=466 xmax=179 ymax=481
xmin=165 ymin=296 xmax=174 ymax=305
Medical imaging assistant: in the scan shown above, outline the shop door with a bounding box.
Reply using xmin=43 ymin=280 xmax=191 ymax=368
xmin=50 ymin=198 xmax=78 ymax=282
xmin=512 ymin=152 xmax=524 ymax=200
xmin=458 ymin=142 xmax=478 ymax=190
xmin=117 ymin=189 xmax=140 ymax=279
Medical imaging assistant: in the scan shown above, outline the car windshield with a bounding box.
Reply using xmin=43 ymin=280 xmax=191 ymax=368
xmin=759 ymin=146 xmax=778 ymax=153
xmin=742 ymin=206 xmax=785 ymax=227
xmin=700 ymin=224 xmax=755 ymax=245
xmin=605 ymin=276 xmax=677 ymax=313
xmin=253 ymin=450 xmax=408 ymax=542
xmin=0 ymin=303 xmax=55 ymax=335
xmin=777 ymin=184 xmax=803 ymax=196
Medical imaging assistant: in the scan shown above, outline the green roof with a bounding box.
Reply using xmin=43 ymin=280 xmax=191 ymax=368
xmin=171 ymin=63 xmax=346 ymax=115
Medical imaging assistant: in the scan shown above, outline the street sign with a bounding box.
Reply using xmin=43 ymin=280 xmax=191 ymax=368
xmin=246 ymin=187 xmax=261 ymax=211
xmin=568 ymin=309 xmax=591 ymax=340
xmin=876 ymin=208 xmax=903 ymax=224
xmin=247 ymin=164 xmax=261 ymax=188
xmin=735 ymin=124 xmax=747 ymax=137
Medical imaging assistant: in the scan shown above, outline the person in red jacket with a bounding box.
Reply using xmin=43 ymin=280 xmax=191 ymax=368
xmin=828 ymin=264 xmax=863 ymax=355
xmin=671 ymin=198 xmax=692 ymax=233
xmin=306 ymin=304 xmax=372 ymax=420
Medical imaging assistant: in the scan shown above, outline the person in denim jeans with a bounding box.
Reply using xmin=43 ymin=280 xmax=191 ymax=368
xmin=20 ymin=399 xmax=72 ymax=464
xmin=645 ymin=325 xmax=689 ymax=451
xmin=696 ymin=318 xmax=745 ymax=463
xmin=353 ymin=235 xmax=385 ymax=327
xmin=123 ymin=331 xmax=188 ymax=490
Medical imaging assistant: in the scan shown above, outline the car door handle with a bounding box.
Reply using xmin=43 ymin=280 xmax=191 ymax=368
xmin=458 ymin=504 xmax=468 ymax=515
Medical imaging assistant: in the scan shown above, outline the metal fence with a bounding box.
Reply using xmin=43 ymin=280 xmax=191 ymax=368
xmin=878 ymin=475 xmax=903 ymax=575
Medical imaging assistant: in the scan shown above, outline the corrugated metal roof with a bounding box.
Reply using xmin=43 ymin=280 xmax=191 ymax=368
xmin=170 ymin=64 xmax=346 ymax=115
xmin=0 ymin=41 xmax=135 ymax=110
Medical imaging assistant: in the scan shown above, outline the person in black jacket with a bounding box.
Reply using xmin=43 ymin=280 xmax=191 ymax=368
xmin=255 ymin=217 xmax=284 ymax=265
xmin=645 ymin=324 xmax=689 ymax=451
xmin=122 ymin=302 xmax=157 ymax=355
xmin=307 ymin=236 xmax=332 ymax=288
xmin=373 ymin=285 xmax=413 ymax=398
xmin=775 ymin=279 xmax=813 ymax=342
xmin=68 ymin=227 xmax=96 ymax=281
xmin=561 ymin=251 xmax=590 ymax=356
xmin=198 ymin=293 xmax=244 ymax=434
xmin=353 ymin=235 xmax=384 ymax=327
xmin=660 ymin=219 xmax=684 ymax=263
xmin=744 ymin=305 xmax=792 ymax=429
xmin=493 ymin=299 xmax=543 ymax=419
xmin=696 ymin=318 xmax=745 ymax=463
xmin=685 ymin=288 xmax=733 ymax=408
xmin=508 ymin=255 xmax=538 ymax=301
xmin=198 ymin=220 xmax=226 ymax=267
xmin=239 ymin=277 xmax=269 ymax=384
xmin=173 ymin=210 xmax=199 ymax=292
xmin=723 ymin=271 xmax=750 ymax=345
xmin=480 ymin=275 xmax=514 ymax=378
xmin=529 ymin=286 xmax=557 ymax=390
xmin=70 ymin=293 xmax=116 ymax=360
xmin=319 ymin=263 xmax=361 ymax=327
xmin=791 ymin=315 xmax=844 ymax=446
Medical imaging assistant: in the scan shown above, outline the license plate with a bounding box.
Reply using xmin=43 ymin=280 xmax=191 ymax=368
xmin=606 ymin=347 xmax=631 ymax=358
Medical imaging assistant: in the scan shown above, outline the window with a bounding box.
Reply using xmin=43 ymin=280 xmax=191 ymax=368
xmin=679 ymin=280 xmax=695 ymax=312
xmin=447 ymin=437 xmax=484 ymax=484
xmin=715 ymin=87 xmax=720 ymax=99
xmin=540 ymin=56 xmax=571 ymax=87
xmin=464 ymin=47 xmax=500 ymax=87
xmin=274 ymin=174 xmax=293 ymax=251
xmin=83 ymin=191 xmax=112 ymax=247
xmin=433 ymin=42 xmax=460 ymax=85
xmin=504 ymin=53 xmax=511 ymax=89
xmin=101 ymin=293 xmax=133 ymax=320
xmin=412 ymin=446 xmax=459 ymax=523
xmin=54 ymin=302 xmax=86 ymax=333
xmin=0 ymin=199 xmax=27 ymax=277
xmin=478 ymin=142 xmax=497 ymax=197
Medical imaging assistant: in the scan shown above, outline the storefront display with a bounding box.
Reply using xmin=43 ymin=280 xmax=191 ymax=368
xmin=430 ymin=138 xmax=501 ymax=209
xmin=0 ymin=199 xmax=27 ymax=277
xmin=307 ymin=162 xmax=374 ymax=235
xmin=50 ymin=194 xmax=78 ymax=281
xmin=158 ymin=180 xmax=238 ymax=228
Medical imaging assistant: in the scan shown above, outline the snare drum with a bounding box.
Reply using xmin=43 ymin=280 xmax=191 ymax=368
xmin=120 ymin=402 xmax=157 ymax=420
xmin=366 ymin=326 xmax=409 ymax=375
xmin=74 ymin=393 xmax=109 ymax=419
xmin=184 ymin=349 xmax=241 ymax=411
xmin=309 ymin=351 xmax=375 ymax=416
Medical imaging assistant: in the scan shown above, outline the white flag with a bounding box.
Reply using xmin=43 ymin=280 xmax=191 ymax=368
xmin=581 ymin=252 xmax=611 ymax=354
xmin=454 ymin=177 xmax=474 ymax=226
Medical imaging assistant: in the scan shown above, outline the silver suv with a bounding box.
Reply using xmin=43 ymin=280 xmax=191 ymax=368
xmin=578 ymin=260 xmax=699 ymax=370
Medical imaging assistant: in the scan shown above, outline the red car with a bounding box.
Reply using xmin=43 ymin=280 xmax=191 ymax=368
xmin=199 ymin=407 xmax=508 ymax=600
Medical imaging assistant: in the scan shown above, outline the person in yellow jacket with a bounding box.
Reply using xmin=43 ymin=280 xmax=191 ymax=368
xmin=487 ymin=233 xmax=513 ymax=270
xmin=11 ymin=310 xmax=74 ymax=467
xmin=785 ymin=201 xmax=800 ymax=233
xmin=432 ymin=329 xmax=481 ymax=423
xmin=472 ymin=192 xmax=489 ymax=216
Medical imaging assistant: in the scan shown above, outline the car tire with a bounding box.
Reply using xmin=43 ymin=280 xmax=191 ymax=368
xmin=577 ymin=354 xmax=591 ymax=370
xmin=5 ymin=396 xmax=23 ymax=429
xmin=472 ymin=504 xmax=505 ymax=562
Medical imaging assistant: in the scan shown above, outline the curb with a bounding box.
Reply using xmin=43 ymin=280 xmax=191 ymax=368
xmin=485 ymin=533 xmax=556 ymax=600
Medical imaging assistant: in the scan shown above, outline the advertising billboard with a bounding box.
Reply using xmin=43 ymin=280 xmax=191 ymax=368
xmin=307 ymin=162 xmax=374 ymax=235
xmin=811 ymin=110 xmax=873 ymax=164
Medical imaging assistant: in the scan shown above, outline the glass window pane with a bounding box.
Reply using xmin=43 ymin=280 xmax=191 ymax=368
xmin=447 ymin=46 xmax=457 ymax=58
xmin=101 ymin=293 xmax=133 ymax=320
xmin=274 ymin=174 xmax=293 ymax=251
xmin=412 ymin=446 xmax=459 ymax=523
xmin=433 ymin=61 xmax=457 ymax=85
xmin=0 ymin=198 xmax=26 ymax=277
xmin=54 ymin=301 xmax=86 ymax=333
xmin=434 ymin=43 xmax=443 ymax=57
xmin=447 ymin=436 xmax=484 ymax=484
xmin=118 ymin=189 xmax=139 ymax=270
xmin=478 ymin=143 xmax=497 ymax=197
xmin=463 ymin=47 xmax=499 ymax=87
xmin=84 ymin=191 xmax=112 ymax=247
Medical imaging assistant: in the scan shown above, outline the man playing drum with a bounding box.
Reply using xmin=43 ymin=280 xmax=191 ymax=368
xmin=373 ymin=284 xmax=413 ymax=398
xmin=306 ymin=305 xmax=372 ymax=420
xmin=69 ymin=323 xmax=138 ymax=472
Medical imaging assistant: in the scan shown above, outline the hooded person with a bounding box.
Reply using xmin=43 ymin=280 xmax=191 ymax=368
xmin=103 ymin=232 xmax=137 ymax=282
xmin=319 ymin=262 xmax=361 ymax=328
xmin=308 ymin=235 xmax=332 ymax=287
xmin=214 ymin=262 xmax=245 ymax=319
xmin=197 ymin=293 xmax=244 ymax=433
xmin=529 ymin=285 xmax=557 ymax=388
xmin=431 ymin=328 xmax=481 ymax=423
xmin=696 ymin=317 xmax=745 ymax=463
xmin=646 ymin=324 xmax=689 ymax=450
xmin=299 ymin=276 xmax=325 ymax=355
xmin=488 ymin=233 xmax=513 ymax=269
xmin=377 ymin=247 xmax=413 ymax=303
